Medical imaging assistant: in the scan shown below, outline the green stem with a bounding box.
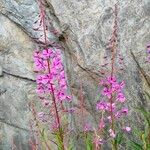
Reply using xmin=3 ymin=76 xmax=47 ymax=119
xmin=112 ymin=140 xmax=118 ymax=150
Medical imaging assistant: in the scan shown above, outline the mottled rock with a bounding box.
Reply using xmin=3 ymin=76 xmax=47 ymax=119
xmin=0 ymin=74 xmax=35 ymax=149
xmin=0 ymin=14 xmax=36 ymax=80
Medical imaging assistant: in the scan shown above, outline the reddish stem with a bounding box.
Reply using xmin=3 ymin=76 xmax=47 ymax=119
xmin=110 ymin=4 xmax=118 ymax=134
xmin=47 ymin=59 xmax=65 ymax=150
xmin=79 ymin=82 xmax=85 ymax=130
xmin=39 ymin=1 xmax=65 ymax=149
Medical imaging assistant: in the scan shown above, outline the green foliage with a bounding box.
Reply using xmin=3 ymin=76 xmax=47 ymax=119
xmin=128 ymin=92 xmax=150 ymax=150
xmin=67 ymin=141 xmax=74 ymax=150
xmin=114 ymin=132 xmax=123 ymax=146
xmin=128 ymin=140 xmax=143 ymax=150
xmin=84 ymin=133 xmax=94 ymax=150
xmin=55 ymin=129 xmax=64 ymax=150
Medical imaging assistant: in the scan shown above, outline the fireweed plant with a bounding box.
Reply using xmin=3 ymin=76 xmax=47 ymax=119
xmin=95 ymin=4 xmax=131 ymax=150
xmin=31 ymin=0 xmax=73 ymax=149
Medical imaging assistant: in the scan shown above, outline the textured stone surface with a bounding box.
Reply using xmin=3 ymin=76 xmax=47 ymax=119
xmin=0 ymin=74 xmax=35 ymax=149
xmin=0 ymin=14 xmax=35 ymax=80
xmin=0 ymin=0 xmax=150 ymax=149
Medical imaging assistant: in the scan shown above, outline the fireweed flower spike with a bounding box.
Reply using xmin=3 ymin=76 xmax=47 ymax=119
xmin=33 ymin=27 xmax=68 ymax=150
xmin=32 ymin=1 xmax=72 ymax=149
xmin=96 ymin=76 xmax=128 ymax=123
xmin=96 ymin=4 xmax=130 ymax=149
xmin=34 ymin=48 xmax=71 ymax=102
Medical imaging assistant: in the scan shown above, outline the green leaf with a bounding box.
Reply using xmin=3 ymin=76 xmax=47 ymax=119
xmin=114 ymin=132 xmax=123 ymax=145
xmin=68 ymin=143 xmax=74 ymax=150
xmin=67 ymin=138 xmax=74 ymax=150
xmin=55 ymin=130 xmax=64 ymax=150
xmin=85 ymin=133 xmax=93 ymax=150
xmin=41 ymin=128 xmax=45 ymax=137
xmin=129 ymin=141 xmax=143 ymax=150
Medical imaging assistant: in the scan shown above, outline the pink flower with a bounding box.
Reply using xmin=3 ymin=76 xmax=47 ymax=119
xmin=112 ymin=81 xmax=125 ymax=93
xmin=94 ymin=137 xmax=103 ymax=146
xmin=66 ymin=95 xmax=72 ymax=101
xmin=98 ymin=139 xmax=103 ymax=145
xmin=36 ymin=84 xmax=45 ymax=94
xmin=115 ymin=111 xmax=121 ymax=119
xmin=102 ymin=87 xmax=112 ymax=99
xmin=106 ymin=102 xmax=116 ymax=112
xmin=123 ymin=127 xmax=131 ymax=132
xmin=57 ymin=91 xmax=66 ymax=101
xmin=121 ymin=108 xmax=128 ymax=115
xmin=109 ymin=129 xmax=116 ymax=138
xmin=36 ymin=74 xmax=50 ymax=84
xmin=38 ymin=112 xmax=45 ymax=118
xmin=96 ymin=101 xmax=107 ymax=110
xmin=120 ymin=81 xmax=125 ymax=88
xmin=107 ymin=76 xmax=117 ymax=84
xmin=96 ymin=75 xmax=129 ymax=139
xmin=84 ymin=123 xmax=92 ymax=132
xmin=107 ymin=116 xmax=112 ymax=122
xmin=117 ymin=92 xmax=126 ymax=103
xmin=42 ymin=49 xmax=53 ymax=59
xmin=60 ymin=71 xmax=65 ymax=79
xmin=42 ymin=49 xmax=50 ymax=59
xmin=98 ymin=118 xmax=105 ymax=129
xmin=33 ymin=49 xmax=72 ymax=103
xmin=59 ymin=79 xmax=67 ymax=89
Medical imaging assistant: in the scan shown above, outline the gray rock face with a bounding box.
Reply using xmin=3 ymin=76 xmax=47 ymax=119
xmin=0 ymin=74 xmax=35 ymax=149
xmin=0 ymin=0 xmax=150 ymax=149
xmin=0 ymin=14 xmax=35 ymax=80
